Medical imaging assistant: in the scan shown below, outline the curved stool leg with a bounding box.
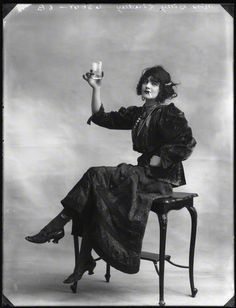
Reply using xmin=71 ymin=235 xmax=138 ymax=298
xmin=187 ymin=206 xmax=198 ymax=297
xmin=157 ymin=213 xmax=168 ymax=306
xmin=105 ymin=263 xmax=111 ymax=282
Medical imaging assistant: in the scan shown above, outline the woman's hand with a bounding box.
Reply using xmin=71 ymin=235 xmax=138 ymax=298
xmin=150 ymin=155 xmax=161 ymax=167
xmin=82 ymin=70 xmax=104 ymax=89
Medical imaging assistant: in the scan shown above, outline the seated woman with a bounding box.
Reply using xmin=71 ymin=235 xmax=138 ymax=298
xmin=25 ymin=65 xmax=196 ymax=284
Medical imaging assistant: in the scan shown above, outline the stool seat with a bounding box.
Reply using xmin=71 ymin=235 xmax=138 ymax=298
xmin=154 ymin=192 xmax=198 ymax=203
xmin=151 ymin=192 xmax=198 ymax=214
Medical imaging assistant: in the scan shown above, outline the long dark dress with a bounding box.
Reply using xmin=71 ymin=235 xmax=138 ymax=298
xmin=61 ymin=101 xmax=196 ymax=274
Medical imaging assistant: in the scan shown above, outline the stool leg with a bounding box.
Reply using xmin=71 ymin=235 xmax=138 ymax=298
xmin=157 ymin=213 xmax=168 ymax=306
xmin=70 ymin=235 xmax=80 ymax=293
xmin=187 ymin=206 xmax=198 ymax=297
xmin=105 ymin=263 xmax=111 ymax=282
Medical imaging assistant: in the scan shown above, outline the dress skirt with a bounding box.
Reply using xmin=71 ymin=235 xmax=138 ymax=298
xmin=61 ymin=163 xmax=172 ymax=274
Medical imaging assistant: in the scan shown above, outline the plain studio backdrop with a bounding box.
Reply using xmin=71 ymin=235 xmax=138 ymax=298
xmin=3 ymin=4 xmax=233 ymax=306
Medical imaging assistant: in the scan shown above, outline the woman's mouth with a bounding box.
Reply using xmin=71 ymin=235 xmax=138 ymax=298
xmin=144 ymin=90 xmax=151 ymax=94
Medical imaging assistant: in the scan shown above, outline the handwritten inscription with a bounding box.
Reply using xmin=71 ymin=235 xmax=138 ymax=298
xmin=160 ymin=4 xmax=216 ymax=13
xmin=37 ymin=4 xmax=102 ymax=11
xmin=116 ymin=4 xmax=154 ymax=13
xmin=37 ymin=4 xmax=217 ymax=13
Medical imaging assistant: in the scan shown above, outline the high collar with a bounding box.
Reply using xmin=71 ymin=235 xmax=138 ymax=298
xmin=143 ymin=101 xmax=161 ymax=112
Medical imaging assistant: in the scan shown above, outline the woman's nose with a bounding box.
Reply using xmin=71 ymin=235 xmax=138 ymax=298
xmin=145 ymin=82 xmax=151 ymax=88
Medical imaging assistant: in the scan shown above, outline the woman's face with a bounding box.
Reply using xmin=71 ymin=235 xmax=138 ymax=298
xmin=141 ymin=76 xmax=160 ymax=100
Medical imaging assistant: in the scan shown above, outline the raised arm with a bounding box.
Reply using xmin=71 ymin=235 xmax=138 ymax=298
xmin=83 ymin=68 xmax=140 ymax=130
xmin=82 ymin=69 xmax=104 ymax=114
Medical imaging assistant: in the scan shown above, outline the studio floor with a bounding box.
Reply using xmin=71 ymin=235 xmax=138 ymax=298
xmin=3 ymin=219 xmax=234 ymax=307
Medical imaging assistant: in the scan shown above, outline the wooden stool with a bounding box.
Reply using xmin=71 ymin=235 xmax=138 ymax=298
xmin=69 ymin=192 xmax=198 ymax=306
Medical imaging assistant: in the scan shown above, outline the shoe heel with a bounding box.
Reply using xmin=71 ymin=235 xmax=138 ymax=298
xmin=88 ymin=262 xmax=96 ymax=275
xmin=52 ymin=229 xmax=65 ymax=244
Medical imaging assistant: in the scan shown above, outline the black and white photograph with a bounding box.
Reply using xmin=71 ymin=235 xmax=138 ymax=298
xmin=2 ymin=3 xmax=234 ymax=306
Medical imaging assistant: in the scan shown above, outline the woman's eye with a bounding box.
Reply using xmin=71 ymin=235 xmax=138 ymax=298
xmin=143 ymin=79 xmax=158 ymax=86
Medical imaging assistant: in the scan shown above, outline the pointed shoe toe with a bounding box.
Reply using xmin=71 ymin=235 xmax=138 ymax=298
xmin=63 ymin=260 xmax=96 ymax=284
xmin=63 ymin=273 xmax=76 ymax=284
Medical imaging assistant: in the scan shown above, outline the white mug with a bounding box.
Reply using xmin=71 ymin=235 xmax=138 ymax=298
xmin=91 ymin=61 xmax=102 ymax=79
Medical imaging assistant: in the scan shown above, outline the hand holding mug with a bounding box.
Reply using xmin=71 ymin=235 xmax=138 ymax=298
xmin=83 ymin=61 xmax=104 ymax=89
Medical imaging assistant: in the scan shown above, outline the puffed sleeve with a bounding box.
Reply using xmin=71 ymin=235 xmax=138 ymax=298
xmin=158 ymin=103 xmax=197 ymax=169
xmin=87 ymin=104 xmax=139 ymax=130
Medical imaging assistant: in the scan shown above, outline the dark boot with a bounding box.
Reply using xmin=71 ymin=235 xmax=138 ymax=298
xmin=63 ymin=225 xmax=95 ymax=283
xmin=25 ymin=210 xmax=71 ymax=244
xmin=63 ymin=256 xmax=96 ymax=284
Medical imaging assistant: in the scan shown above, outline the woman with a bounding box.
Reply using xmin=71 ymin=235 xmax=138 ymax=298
xmin=25 ymin=65 xmax=196 ymax=284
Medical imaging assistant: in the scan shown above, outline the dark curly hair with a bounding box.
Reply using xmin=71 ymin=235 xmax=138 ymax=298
xmin=136 ymin=65 xmax=179 ymax=102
